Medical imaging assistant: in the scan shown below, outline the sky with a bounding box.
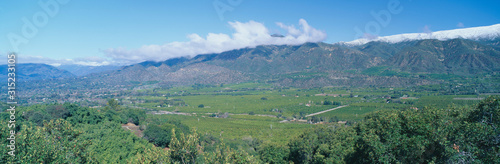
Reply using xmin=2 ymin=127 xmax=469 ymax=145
xmin=1 ymin=0 xmax=499 ymax=66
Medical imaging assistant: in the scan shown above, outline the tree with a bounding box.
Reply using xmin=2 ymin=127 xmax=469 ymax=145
xmin=107 ymin=99 xmax=120 ymax=111
xmin=455 ymin=96 xmax=500 ymax=163
xmin=203 ymin=138 xmax=259 ymax=163
xmin=122 ymin=108 xmax=146 ymax=125
xmin=23 ymin=110 xmax=51 ymax=126
xmin=310 ymin=116 xmax=321 ymax=123
xmin=170 ymin=129 xmax=201 ymax=163
xmin=76 ymin=121 xmax=153 ymax=163
xmin=299 ymin=111 xmax=306 ymax=118
xmin=4 ymin=119 xmax=92 ymax=163
xmin=258 ymin=143 xmax=288 ymax=164
xmin=288 ymin=126 xmax=357 ymax=163
xmin=65 ymin=104 xmax=104 ymax=125
xmin=143 ymin=123 xmax=177 ymax=147
xmin=46 ymin=105 xmax=70 ymax=119
xmin=353 ymin=110 xmax=438 ymax=163
xmin=198 ymin=104 xmax=204 ymax=108
xmin=329 ymin=116 xmax=339 ymax=123
xmin=129 ymin=145 xmax=171 ymax=163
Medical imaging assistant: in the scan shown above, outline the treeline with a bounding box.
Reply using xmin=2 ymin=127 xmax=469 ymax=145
xmin=0 ymin=100 xmax=152 ymax=163
xmin=0 ymin=97 xmax=498 ymax=163
xmin=0 ymin=100 xmax=259 ymax=163
xmin=284 ymin=96 xmax=499 ymax=163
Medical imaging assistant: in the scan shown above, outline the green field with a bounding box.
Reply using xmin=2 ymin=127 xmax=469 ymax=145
xmin=150 ymin=114 xmax=313 ymax=144
xmin=415 ymin=95 xmax=486 ymax=108
xmin=315 ymin=103 xmax=396 ymax=121
xmin=118 ymin=82 xmax=492 ymax=145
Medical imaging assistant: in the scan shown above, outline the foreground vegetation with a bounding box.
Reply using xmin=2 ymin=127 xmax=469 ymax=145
xmin=0 ymin=93 xmax=498 ymax=163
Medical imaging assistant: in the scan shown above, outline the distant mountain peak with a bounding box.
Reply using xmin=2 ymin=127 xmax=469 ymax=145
xmin=341 ymin=23 xmax=500 ymax=46
xmin=0 ymin=63 xmax=75 ymax=81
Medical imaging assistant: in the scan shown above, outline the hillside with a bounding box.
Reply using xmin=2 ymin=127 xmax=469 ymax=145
xmin=73 ymin=38 xmax=498 ymax=88
xmin=0 ymin=63 xmax=75 ymax=81
xmin=5 ymin=38 xmax=499 ymax=96
xmin=381 ymin=39 xmax=500 ymax=74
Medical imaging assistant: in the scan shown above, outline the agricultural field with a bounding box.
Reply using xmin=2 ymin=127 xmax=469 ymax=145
xmin=149 ymin=114 xmax=313 ymax=145
xmin=117 ymin=82 xmax=490 ymax=145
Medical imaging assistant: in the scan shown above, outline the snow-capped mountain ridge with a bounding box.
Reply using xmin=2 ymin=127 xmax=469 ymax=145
xmin=341 ymin=23 xmax=500 ymax=46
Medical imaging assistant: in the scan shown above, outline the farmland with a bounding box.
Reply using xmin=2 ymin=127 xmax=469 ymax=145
xmin=117 ymin=82 xmax=489 ymax=145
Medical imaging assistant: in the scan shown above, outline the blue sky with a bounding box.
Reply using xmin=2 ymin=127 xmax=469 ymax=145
xmin=1 ymin=0 xmax=499 ymax=66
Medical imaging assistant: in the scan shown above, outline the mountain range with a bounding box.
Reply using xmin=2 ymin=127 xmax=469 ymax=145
xmin=73 ymin=37 xmax=499 ymax=89
xmin=3 ymin=38 xmax=499 ymax=88
xmin=3 ymin=24 xmax=500 ymax=89
xmin=0 ymin=63 xmax=75 ymax=81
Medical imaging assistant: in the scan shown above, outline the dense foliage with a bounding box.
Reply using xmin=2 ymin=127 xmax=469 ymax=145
xmin=0 ymin=100 xmax=258 ymax=163
xmin=287 ymin=96 xmax=500 ymax=163
xmin=0 ymin=97 xmax=498 ymax=163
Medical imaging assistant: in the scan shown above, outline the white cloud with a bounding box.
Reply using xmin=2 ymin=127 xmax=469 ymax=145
xmin=103 ymin=19 xmax=327 ymax=65
xmin=457 ymin=22 xmax=465 ymax=28
xmin=343 ymin=23 xmax=500 ymax=46
xmin=14 ymin=55 xmax=112 ymax=66
xmin=2 ymin=19 xmax=326 ymax=66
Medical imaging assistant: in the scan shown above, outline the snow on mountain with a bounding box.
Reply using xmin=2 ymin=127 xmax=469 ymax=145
xmin=341 ymin=23 xmax=500 ymax=46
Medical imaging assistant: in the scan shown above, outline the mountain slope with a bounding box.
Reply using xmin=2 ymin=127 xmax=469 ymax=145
xmin=386 ymin=39 xmax=500 ymax=74
xmin=0 ymin=63 xmax=75 ymax=81
xmin=78 ymin=38 xmax=500 ymax=88
xmin=202 ymin=43 xmax=381 ymax=75
xmin=91 ymin=62 xmax=249 ymax=87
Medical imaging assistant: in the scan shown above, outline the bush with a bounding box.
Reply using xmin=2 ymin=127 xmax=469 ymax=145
xmin=288 ymin=126 xmax=357 ymax=163
xmin=288 ymin=97 xmax=500 ymax=163
xmin=121 ymin=108 xmax=146 ymax=125
xmin=143 ymin=123 xmax=177 ymax=147
xmin=23 ymin=110 xmax=51 ymax=126
xmin=258 ymin=143 xmax=288 ymax=164
xmin=46 ymin=105 xmax=70 ymax=119
xmin=329 ymin=116 xmax=339 ymax=123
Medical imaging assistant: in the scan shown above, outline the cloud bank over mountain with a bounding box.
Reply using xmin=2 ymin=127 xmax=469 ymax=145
xmin=342 ymin=23 xmax=500 ymax=46
xmin=10 ymin=21 xmax=499 ymax=67
xmin=103 ymin=19 xmax=327 ymax=65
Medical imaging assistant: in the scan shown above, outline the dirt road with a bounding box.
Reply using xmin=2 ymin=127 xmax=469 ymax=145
xmin=305 ymin=105 xmax=349 ymax=117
